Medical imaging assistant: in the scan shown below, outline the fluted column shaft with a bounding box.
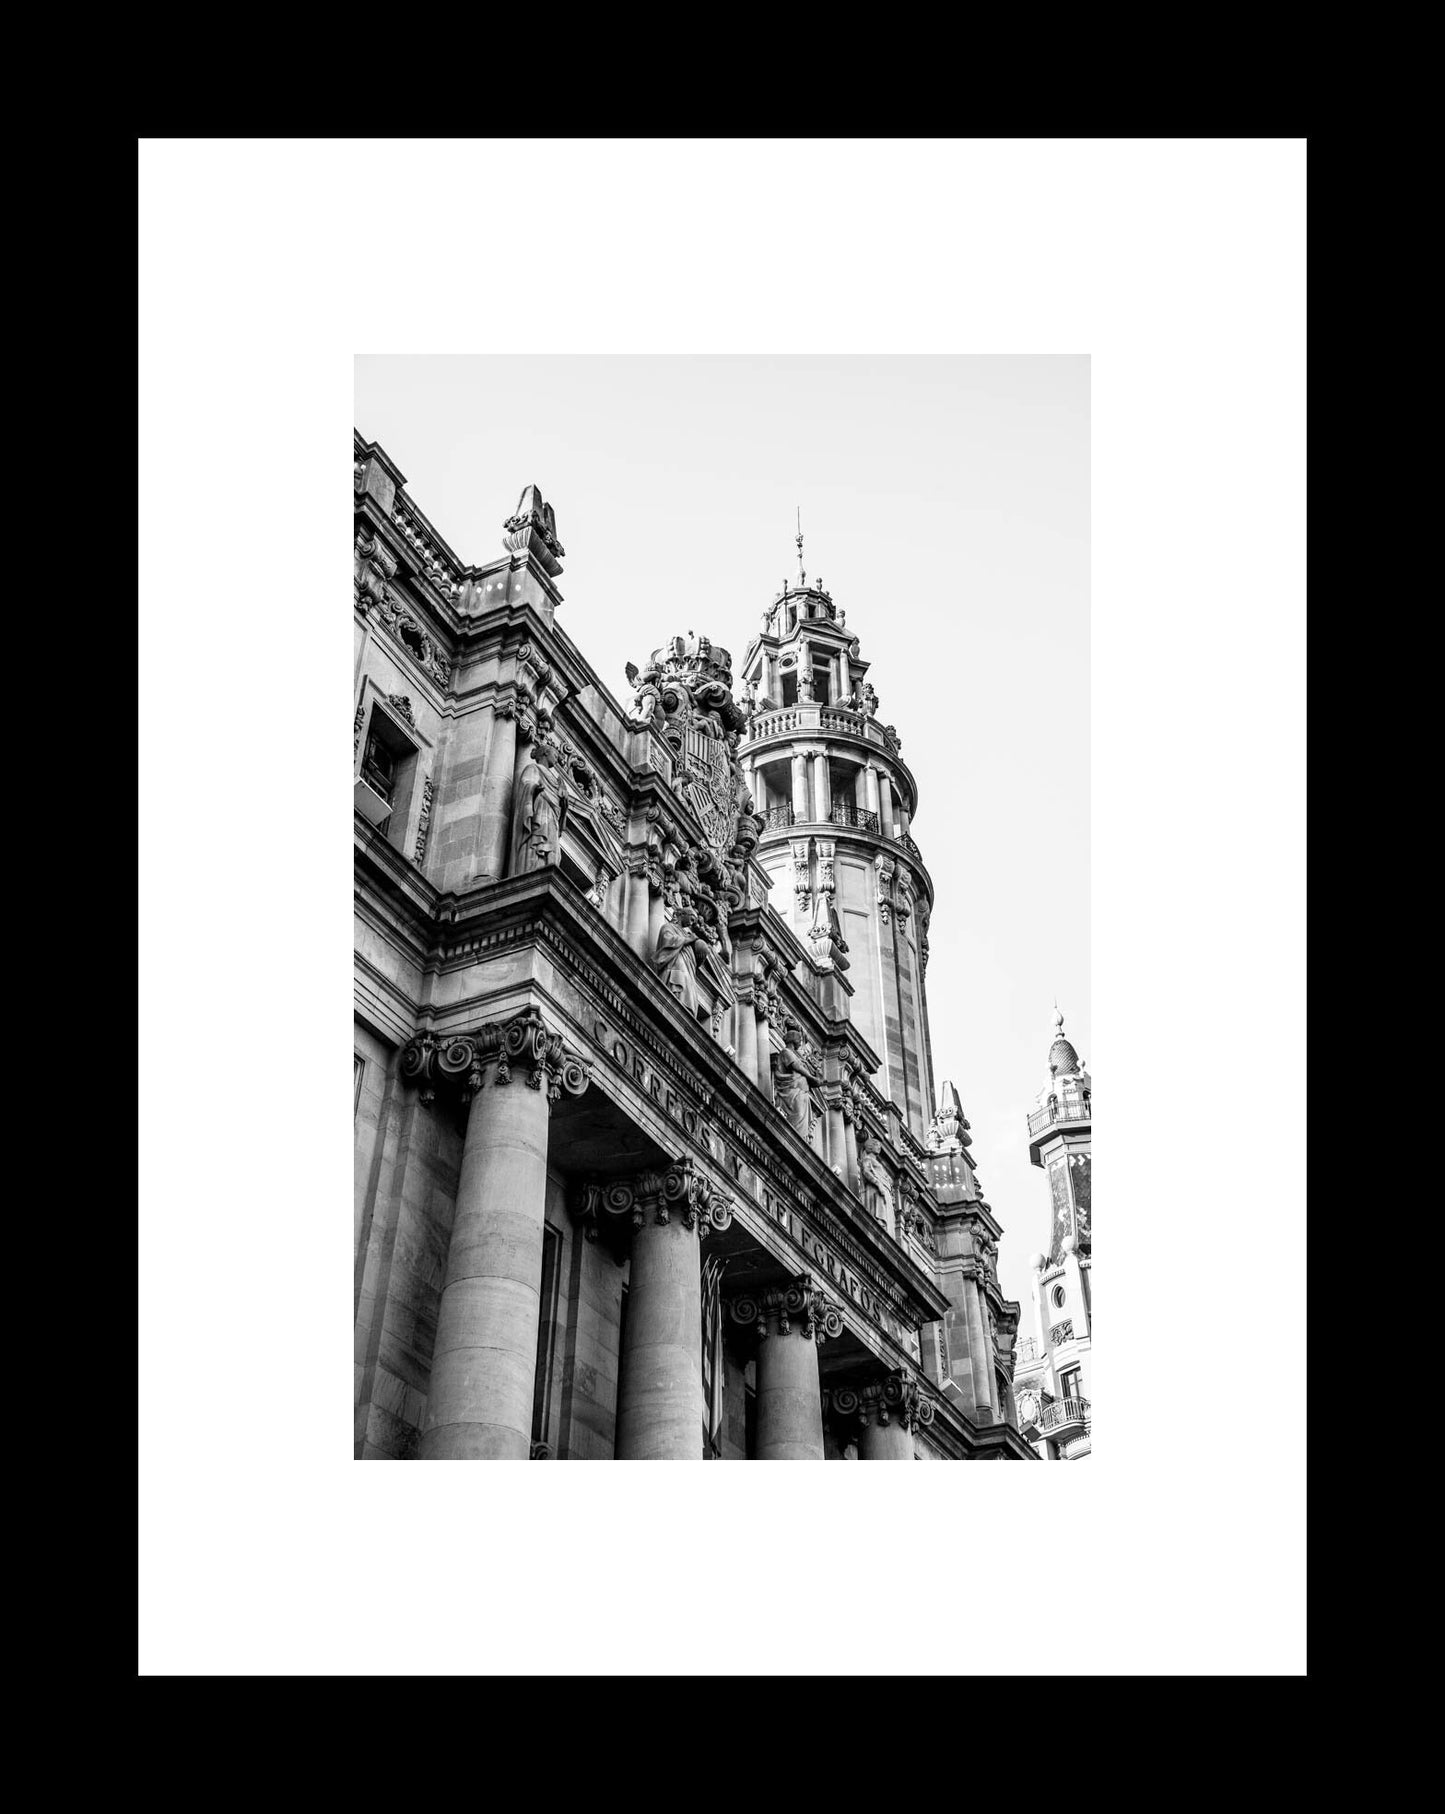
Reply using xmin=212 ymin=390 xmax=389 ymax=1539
xmin=864 ymin=763 xmax=881 ymax=818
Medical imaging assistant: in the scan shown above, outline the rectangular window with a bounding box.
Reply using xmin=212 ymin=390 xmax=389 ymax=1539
xmin=360 ymin=728 xmax=397 ymax=806
xmin=1060 ymin=1367 xmax=1082 ymax=1402
xmin=354 ymin=696 xmax=421 ymax=852
xmin=781 ymin=670 xmax=798 ymax=707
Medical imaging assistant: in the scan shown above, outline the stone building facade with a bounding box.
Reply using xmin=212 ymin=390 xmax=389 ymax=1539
xmin=1011 ymin=1010 xmax=1093 ymax=1458
xmin=353 ymin=429 xmax=1036 ymax=1459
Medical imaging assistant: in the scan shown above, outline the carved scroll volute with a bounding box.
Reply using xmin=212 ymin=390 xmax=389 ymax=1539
xmin=856 ymin=1370 xmax=937 ymax=1433
xmin=398 ymin=1009 xmax=589 ymax=1112
xmin=730 ymin=1277 xmax=842 ymax=1342
xmin=571 ymin=1162 xmax=732 ymax=1251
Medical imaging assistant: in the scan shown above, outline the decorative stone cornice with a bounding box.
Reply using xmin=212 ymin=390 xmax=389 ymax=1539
xmin=728 ymin=1276 xmax=844 ymax=1343
xmin=826 ymin=1369 xmax=937 ymax=1433
xmin=398 ymin=1006 xmax=590 ymax=1109
xmin=572 ymin=1155 xmax=734 ymax=1244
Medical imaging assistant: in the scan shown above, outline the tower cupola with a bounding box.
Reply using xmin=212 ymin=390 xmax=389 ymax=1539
xmin=736 ymin=532 xmax=936 ymax=1139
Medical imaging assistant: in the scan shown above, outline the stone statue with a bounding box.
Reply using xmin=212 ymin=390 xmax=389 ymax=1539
xmin=771 ymin=1021 xmax=817 ymax=1138
xmin=624 ymin=662 xmax=663 ymax=731
xmin=509 ymin=746 xmax=565 ymax=875
xmin=857 ymin=1128 xmax=893 ymax=1227
xmin=861 ymin=682 xmax=879 ymax=718
xmin=652 ymin=904 xmax=708 ymax=1016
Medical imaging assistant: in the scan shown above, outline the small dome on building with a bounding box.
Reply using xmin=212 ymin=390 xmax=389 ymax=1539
xmin=1047 ymin=1006 xmax=1082 ymax=1077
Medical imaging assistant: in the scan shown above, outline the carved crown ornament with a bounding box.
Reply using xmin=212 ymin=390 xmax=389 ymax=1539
xmin=571 ymin=1157 xmax=734 ymax=1247
xmin=824 ymin=1370 xmax=937 ymax=1434
xmin=398 ymin=1007 xmax=590 ymax=1109
xmin=729 ymin=1277 xmax=844 ymax=1343
xmin=622 ymin=634 xmax=764 ymax=872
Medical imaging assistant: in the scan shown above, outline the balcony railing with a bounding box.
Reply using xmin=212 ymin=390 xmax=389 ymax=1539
xmin=1027 ymin=1095 xmax=1092 ymax=1136
xmin=761 ymin=804 xmax=795 ymax=828
xmin=830 ymin=801 xmax=880 ymax=833
xmin=1015 ymin=1336 xmax=1040 ymax=1365
xmin=1038 ymin=1396 xmax=1090 ymax=1434
xmin=1049 ymin=1319 xmax=1075 ymax=1346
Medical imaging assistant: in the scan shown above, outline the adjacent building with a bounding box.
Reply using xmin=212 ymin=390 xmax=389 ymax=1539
xmin=353 ymin=430 xmax=1036 ymax=1458
xmin=1012 ymin=1009 xmax=1093 ymax=1458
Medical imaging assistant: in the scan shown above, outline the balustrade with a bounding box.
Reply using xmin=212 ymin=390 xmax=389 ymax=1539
xmin=1039 ymin=1396 xmax=1090 ymax=1433
xmin=1027 ymin=1095 xmax=1092 ymax=1136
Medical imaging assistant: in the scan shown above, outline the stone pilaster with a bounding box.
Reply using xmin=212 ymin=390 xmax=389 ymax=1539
xmin=574 ymin=1158 xmax=734 ymax=1460
xmin=729 ymin=1278 xmax=843 ymax=1460
xmin=398 ymin=1009 xmax=590 ymax=1458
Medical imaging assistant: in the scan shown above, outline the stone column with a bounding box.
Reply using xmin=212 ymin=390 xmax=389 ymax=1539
xmin=730 ymin=1280 xmax=841 ymax=1460
xmin=625 ymin=860 xmax=651 ymax=959
xmin=474 ymin=701 xmax=521 ymax=883
xmin=764 ymin=651 xmax=778 ymax=700
xmin=791 ymin=752 xmax=810 ymax=823
xmin=612 ymin=1162 xmax=734 ymax=1459
xmin=399 ymin=1011 xmax=589 ymax=1459
xmin=812 ymin=751 xmax=832 ymax=822
xmin=827 ymin=1371 xmax=935 ymax=1459
xmin=963 ymin=1278 xmax=997 ymax=1421
xmin=863 ymin=763 xmax=881 ymax=820
xmin=877 ymin=772 xmax=895 ymax=838
xmin=735 ymin=985 xmax=761 ymax=1085
xmin=826 ymin=1091 xmax=847 ymax=1176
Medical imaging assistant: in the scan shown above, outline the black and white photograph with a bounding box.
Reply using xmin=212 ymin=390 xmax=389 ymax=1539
xmin=140 ymin=140 xmax=1305 ymax=1675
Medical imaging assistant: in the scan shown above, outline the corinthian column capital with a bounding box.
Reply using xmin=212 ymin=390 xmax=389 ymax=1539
xmin=729 ymin=1276 xmax=844 ymax=1343
xmin=826 ymin=1369 xmax=937 ymax=1433
xmin=398 ymin=1006 xmax=590 ymax=1109
xmin=572 ymin=1156 xmax=734 ymax=1245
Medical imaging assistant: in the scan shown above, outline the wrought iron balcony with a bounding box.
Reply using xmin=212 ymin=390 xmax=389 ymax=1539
xmin=1049 ymin=1319 xmax=1075 ymax=1346
xmin=1015 ymin=1335 xmax=1040 ymax=1365
xmin=761 ymin=804 xmax=795 ymax=828
xmin=830 ymin=801 xmax=880 ymax=833
xmin=1038 ymin=1396 xmax=1090 ymax=1435
xmin=1027 ymin=1095 xmax=1092 ymax=1137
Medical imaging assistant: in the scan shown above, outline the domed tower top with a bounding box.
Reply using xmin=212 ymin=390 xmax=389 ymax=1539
xmin=737 ymin=524 xmax=937 ymax=1139
xmin=1048 ymin=1006 xmax=1082 ymax=1078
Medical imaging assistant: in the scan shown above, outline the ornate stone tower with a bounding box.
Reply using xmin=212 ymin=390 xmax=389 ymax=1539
xmin=1012 ymin=1008 xmax=1093 ymax=1458
xmin=736 ymin=533 xmax=936 ymax=1144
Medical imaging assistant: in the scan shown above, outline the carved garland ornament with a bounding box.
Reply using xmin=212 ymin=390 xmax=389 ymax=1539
xmin=398 ymin=1007 xmax=590 ymax=1109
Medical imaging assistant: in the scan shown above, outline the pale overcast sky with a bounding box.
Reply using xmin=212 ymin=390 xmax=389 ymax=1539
xmin=355 ymin=353 xmax=1089 ymax=1322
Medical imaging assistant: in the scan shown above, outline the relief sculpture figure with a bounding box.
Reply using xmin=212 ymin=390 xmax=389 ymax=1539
xmin=509 ymin=747 xmax=565 ymax=876
xmin=652 ymin=904 xmax=708 ymax=1017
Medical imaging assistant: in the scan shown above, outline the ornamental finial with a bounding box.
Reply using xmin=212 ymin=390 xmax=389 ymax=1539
xmin=796 ymin=505 xmax=805 ymax=588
